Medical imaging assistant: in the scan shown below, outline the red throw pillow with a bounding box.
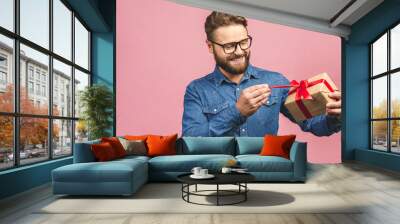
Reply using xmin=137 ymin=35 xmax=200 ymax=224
xmin=259 ymin=134 xmax=296 ymax=159
xmin=146 ymin=134 xmax=178 ymax=157
xmin=101 ymin=137 xmax=127 ymax=158
xmin=91 ymin=142 xmax=118 ymax=161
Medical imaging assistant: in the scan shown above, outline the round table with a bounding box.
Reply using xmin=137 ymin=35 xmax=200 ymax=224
xmin=177 ymin=172 xmax=255 ymax=206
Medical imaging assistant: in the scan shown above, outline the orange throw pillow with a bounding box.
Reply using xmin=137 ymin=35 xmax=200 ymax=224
xmin=101 ymin=137 xmax=127 ymax=158
xmin=259 ymin=134 xmax=296 ymax=159
xmin=146 ymin=134 xmax=178 ymax=157
xmin=124 ymin=135 xmax=148 ymax=141
xmin=91 ymin=142 xmax=117 ymax=161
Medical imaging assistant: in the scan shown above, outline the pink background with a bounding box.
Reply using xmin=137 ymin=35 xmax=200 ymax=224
xmin=116 ymin=0 xmax=341 ymax=163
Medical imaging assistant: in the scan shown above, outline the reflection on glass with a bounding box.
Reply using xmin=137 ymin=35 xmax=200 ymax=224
xmin=372 ymin=121 xmax=388 ymax=151
xmin=372 ymin=77 xmax=387 ymax=119
xmin=391 ymin=24 xmax=400 ymax=70
xmin=74 ymin=17 xmax=89 ymax=70
xmin=53 ymin=59 xmax=72 ymax=117
xmin=20 ymin=0 xmax=49 ymax=49
xmin=372 ymin=33 xmax=387 ymax=76
xmin=0 ymin=34 xmax=14 ymax=112
xmin=53 ymin=0 xmax=72 ymax=60
xmin=74 ymin=69 xmax=89 ymax=118
xmin=75 ymin=120 xmax=88 ymax=143
xmin=20 ymin=117 xmax=49 ymax=165
xmin=20 ymin=44 xmax=49 ymax=115
xmin=0 ymin=116 xmax=13 ymax=170
xmin=391 ymin=120 xmax=400 ymax=153
xmin=391 ymin=72 xmax=400 ymax=118
xmin=0 ymin=0 xmax=14 ymax=31
xmin=53 ymin=119 xmax=72 ymax=157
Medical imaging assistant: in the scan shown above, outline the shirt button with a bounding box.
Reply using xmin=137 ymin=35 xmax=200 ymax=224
xmin=213 ymin=109 xmax=217 ymax=112
xmin=236 ymin=88 xmax=240 ymax=91
xmin=266 ymin=100 xmax=270 ymax=104
xmin=242 ymin=128 xmax=245 ymax=132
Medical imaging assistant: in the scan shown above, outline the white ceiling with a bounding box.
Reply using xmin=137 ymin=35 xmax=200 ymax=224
xmin=168 ymin=0 xmax=384 ymax=39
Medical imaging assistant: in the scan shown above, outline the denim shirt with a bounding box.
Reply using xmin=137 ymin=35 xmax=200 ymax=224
xmin=182 ymin=64 xmax=341 ymax=137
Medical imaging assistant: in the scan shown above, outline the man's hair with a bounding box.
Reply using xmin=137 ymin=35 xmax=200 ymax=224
xmin=204 ymin=11 xmax=247 ymax=41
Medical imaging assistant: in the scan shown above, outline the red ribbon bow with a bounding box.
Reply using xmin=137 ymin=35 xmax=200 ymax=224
xmin=271 ymin=79 xmax=335 ymax=120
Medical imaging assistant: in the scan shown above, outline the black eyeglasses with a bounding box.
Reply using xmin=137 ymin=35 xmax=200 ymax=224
xmin=208 ymin=36 xmax=252 ymax=54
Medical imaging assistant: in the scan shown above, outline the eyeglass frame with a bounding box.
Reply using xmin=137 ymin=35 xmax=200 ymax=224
xmin=208 ymin=35 xmax=253 ymax=54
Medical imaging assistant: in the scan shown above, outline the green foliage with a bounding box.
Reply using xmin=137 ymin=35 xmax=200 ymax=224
xmin=79 ymin=84 xmax=113 ymax=140
xmin=372 ymin=99 xmax=400 ymax=140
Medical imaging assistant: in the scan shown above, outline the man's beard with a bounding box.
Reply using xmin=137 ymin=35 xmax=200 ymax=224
xmin=214 ymin=51 xmax=250 ymax=75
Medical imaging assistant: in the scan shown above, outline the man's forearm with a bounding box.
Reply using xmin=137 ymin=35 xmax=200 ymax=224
xmin=299 ymin=115 xmax=341 ymax=136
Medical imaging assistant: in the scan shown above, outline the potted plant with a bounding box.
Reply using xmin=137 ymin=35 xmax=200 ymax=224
xmin=79 ymin=84 xmax=113 ymax=140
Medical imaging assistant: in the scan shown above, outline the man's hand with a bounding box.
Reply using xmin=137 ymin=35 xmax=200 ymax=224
xmin=326 ymin=91 xmax=341 ymax=117
xmin=236 ymin=84 xmax=271 ymax=117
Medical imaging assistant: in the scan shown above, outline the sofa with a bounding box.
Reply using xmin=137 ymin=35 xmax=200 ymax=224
xmin=52 ymin=137 xmax=307 ymax=196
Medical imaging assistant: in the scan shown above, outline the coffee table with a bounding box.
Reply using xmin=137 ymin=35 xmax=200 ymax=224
xmin=177 ymin=172 xmax=255 ymax=206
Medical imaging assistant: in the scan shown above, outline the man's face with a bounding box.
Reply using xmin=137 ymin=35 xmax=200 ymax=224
xmin=207 ymin=25 xmax=250 ymax=75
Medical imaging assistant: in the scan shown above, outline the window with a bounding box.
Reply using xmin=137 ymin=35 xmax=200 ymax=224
xmin=53 ymin=119 xmax=72 ymax=158
xmin=0 ymin=54 xmax=8 ymax=89
xmin=0 ymin=116 xmax=13 ymax=170
xmin=53 ymin=59 xmax=71 ymax=117
xmin=0 ymin=55 xmax=7 ymax=67
xmin=75 ymin=18 xmax=89 ymax=70
xmin=28 ymin=67 xmax=34 ymax=80
xmin=0 ymin=0 xmax=14 ymax=32
xmin=35 ymin=70 xmax=40 ymax=81
xmin=28 ymin=81 xmax=34 ymax=94
xmin=35 ymin=83 xmax=40 ymax=95
xmin=371 ymin=23 xmax=400 ymax=154
xmin=0 ymin=71 xmax=6 ymax=85
xmin=0 ymin=0 xmax=91 ymax=170
xmin=74 ymin=69 xmax=89 ymax=119
xmin=42 ymin=85 xmax=46 ymax=97
xmin=53 ymin=0 xmax=72 ymax=60
xmin=0 ymin=35 xmax=13 ymax=113
xmin=20 ymin=0 xmax=49 ymax=49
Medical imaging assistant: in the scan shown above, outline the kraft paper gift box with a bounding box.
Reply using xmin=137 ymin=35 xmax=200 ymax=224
xmin=282 ymin=73 xmax=339 ymax=122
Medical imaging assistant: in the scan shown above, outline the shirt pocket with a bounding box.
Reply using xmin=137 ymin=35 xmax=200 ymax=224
xmin=263 ymin=95 xmax=279 ymax=107
xmin=257 ymin=95 xmax=280 ymax=122
xmin=202 ymin=101 xmax=229 ymax=115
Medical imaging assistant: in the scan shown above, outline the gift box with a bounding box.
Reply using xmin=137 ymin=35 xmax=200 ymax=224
xmin=282 ymin=73 xmax=339 ymax=122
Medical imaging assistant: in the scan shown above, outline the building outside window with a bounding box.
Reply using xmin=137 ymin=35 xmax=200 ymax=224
xmin=0 ymin=0 xmax=91 ymax=170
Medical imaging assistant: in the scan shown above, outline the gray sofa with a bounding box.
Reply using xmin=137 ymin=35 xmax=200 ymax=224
xmin=52 ymin=137 xmax=307 ymax=196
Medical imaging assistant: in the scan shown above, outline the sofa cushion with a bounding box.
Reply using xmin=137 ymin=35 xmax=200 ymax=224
xmin=236 ymin=155 xmax=293 ymax=172
xmin=101 ymin=137 xmax=127 ymax=158
xmin=118 ymin=138 xmax=147 ymax=156
xmin=52 ymin=162 xmax=143 ymax=183
xmin=148 ymin=154 xmax=235 ymax=172
xmin=90 ymin=142 xmax=118 ymax=161
xmin=147 ymin=134 xmax=178 ymax=157
xmin=114 ymin=155 xmax=150 ymax=164
xmin=235 ymin=137 xmax=264 ymax=155
xmin=179 ymin=137 xmax=235 ymax=155
xmin=259 ymin=135 xmax=296 ymax=159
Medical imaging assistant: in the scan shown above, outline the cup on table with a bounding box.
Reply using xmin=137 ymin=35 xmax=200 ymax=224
xmin=221 ymin=167 xmax=232 ymax=174
xmin=191 ymin=167 xmax=202 ymax=176
xmin=199 ymin=168 xmax=208 ymax=176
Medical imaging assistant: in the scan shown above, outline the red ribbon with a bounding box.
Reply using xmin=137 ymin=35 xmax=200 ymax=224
xmin=270 ymin=79 xmax=336 ymax=119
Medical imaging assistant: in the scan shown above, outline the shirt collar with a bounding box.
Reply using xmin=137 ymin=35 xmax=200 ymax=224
xmin=212 ymin=63 xmax=260 ymax=86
